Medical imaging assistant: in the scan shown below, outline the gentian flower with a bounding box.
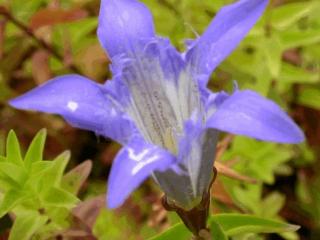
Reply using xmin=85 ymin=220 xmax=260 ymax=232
xmin=10 ymin=0 xmax=303 ymax=219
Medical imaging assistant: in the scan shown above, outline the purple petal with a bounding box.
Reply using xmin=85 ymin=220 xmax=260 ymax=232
xmin=153 ymin=119 xmax=219 ymax=209
xmin=107 ymin=138 xmax=175 ymax=208
xmin=106 ymin=37 xmax=189 ymax=148
xmin=177 ymin=119 xmax=219 ymax=199
xmin=186 ymin=0 xmax=268 ymax=86
xmin=9 ymin=75 xmax=136 ymax=144
xmin=97 ymin=0 xmax=155 ymax=57
xmin=206 ymin=90 xmax=304 ymax=143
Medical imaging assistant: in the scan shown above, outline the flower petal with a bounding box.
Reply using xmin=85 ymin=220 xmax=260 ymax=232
xmin=153 ymin=119 xmax=219 ymax=210
xmin=107 ymin=37 xmax=190 ymax=149
xmin=206 ymin=90 xmax=304 ymax=143
xmin=185 ymin=0 xmax=268 ymax=86
xmin=107 ymin=138 xmax=175 ymax=208
xmin=9 ymin=75 xmax=136 ymax=144
xmin=97 ymin=0 xmax=155 ymax=57
xmin=178 ymin=120 xmax=219 ymax=198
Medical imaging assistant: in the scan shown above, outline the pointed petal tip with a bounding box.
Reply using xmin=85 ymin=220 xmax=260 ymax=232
xmin=9 ymin=96 xmax=33 ymax=111
xmin=98 ymin=0 xmax=155 ymax=57
xmin=283 ymin=128 xmax=305 ymax=144
xmin=206 ymin=90 xmax=305 ymax=145
xmin=106 ymin=194 xmax=123 ymax=209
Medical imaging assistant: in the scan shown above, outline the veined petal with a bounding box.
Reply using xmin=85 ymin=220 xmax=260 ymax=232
xmin=186 ymin=0 xmax=268 ymax=86
xmin=178 ymin=120 xmax=219 ymax=198
xmin=108 ymin=37 xmax=192 ymax=149
xmin=206 ymin=90 xmax=304 ymax=143
xmin=9 ymin=75 xmax=136 ymax=144
xmin=97 ymin=0 xmax=155 ymax=57
xmin=107 ymin=137 xmax=175 ymax=208
xmin=154 ymin=119 xmax=219 ymax=210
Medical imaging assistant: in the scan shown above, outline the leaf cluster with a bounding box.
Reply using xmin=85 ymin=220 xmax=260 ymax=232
xmin=0 ymin=130 xmax=79 ymax=240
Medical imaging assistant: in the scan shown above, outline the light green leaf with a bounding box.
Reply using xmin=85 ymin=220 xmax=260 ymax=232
xmin=262 ymin=36 xmax=282 ymax=78
xmin=148 ymin=222 xmax=191 ymax=240
xmin=212 ymin=214 xmax=299 ymax=236
xmin=0 ymin=162 xmax=27 ymax=186
xmin=210 ymin=219 xmax=228 ymax=240
xmin=261 ymin=192 xmax=285 ymax=218
xmin=41 ymin=187 xmax=79 ymax=208
xmin=38 ymin=151 xmax=70 ymax=189
xmin=148 ymin=214 xmax=298 ymax=240
xmin=29 ymin=161 xmax=53 ymax=178
xmin=9 ymin=212 xmax=47 ymax=240
xmin=0 ymin=189 xmax=26 ymax=218
xmin=93 ymin=208 xmax=139 ymax=240
xmin=24 ymin=129 xmax=47 ymax=167
xmin=279 ymin=63 xmax=318 ymax=84
xmin=62 ymin=160 xmax=92 ymax=194
xmin=297 ymin=87 xmax=320 ymax=110
xmin=280 ymin=30 xmax=320 ymax=49
xmin=6 ymin=130 xmax=23 ymax=166
xmin=271 ymin=2 xmax=315 ymax=30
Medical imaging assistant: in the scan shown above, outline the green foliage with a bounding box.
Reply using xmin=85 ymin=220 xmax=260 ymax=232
xmin=93 ymin=208 xmax=138 ymax=240
xmin=0 ymin=130 xmax=79 ymax=240
xmin=149 ymin=214 xmax=299 ymax=240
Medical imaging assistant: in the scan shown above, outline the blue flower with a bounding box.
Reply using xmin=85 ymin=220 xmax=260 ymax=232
xmin=9 ymin=0 xmax=304 ymax=210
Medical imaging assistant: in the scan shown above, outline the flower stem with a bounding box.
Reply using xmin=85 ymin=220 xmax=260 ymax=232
xmin=162 ymin=167 xmax=217 ymax=239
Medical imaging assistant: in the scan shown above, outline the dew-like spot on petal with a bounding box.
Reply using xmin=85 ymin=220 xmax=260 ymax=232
xmin=67 ymin=101 xmax=78 ymax=112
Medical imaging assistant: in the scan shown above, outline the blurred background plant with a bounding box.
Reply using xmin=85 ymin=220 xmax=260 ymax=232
xmin=0 ymin=0 xmax=319 ymax=239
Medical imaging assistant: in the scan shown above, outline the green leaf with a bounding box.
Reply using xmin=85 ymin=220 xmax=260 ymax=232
xmin=271 ymin=2 xmax=315 ymax=30
xmin=24 ymin=129 xmax=47 ymax=168
xmin=261 ymin=36 xmax=282 ymax=78
xmin=280 ymin=30 xmax=320 ymax=49
xmin=38 ymin=151 xmax=70 ymax=189
xmin=0 ymin=162 xmax=27 ymax=186
xmin=93 ymin=208 xmax=140 ymax=240
xmin=297 ymin=87 xmax=320 ymax=110
xmin=261 ymin=192 xmax=285 ymax=218
xmin=148 ymin=222 xmax=192 ymax=240
xmin=0 ymin=189 xmax=26 ymax=218
xmin=29 ymin=161 xmax=53 ymax=178
xmin=9 ymin=212 xmax=47 ymax=240
xmin=212 ymin=214 xmax=300 ymax=236
xmin=148 ymin=214 xmax=298 ymax=240
xmin=62 ymin=160 xmax=92 ymax=194
xmin=6 ymin=130 xmax=23 ymax=166
xmin=41 ymin=187 xmax=79 ymax=208
xmin=279 ymin=63 xmax=318 ymax=84
xmin=209 ymin=219 xmax=228 ymax=240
